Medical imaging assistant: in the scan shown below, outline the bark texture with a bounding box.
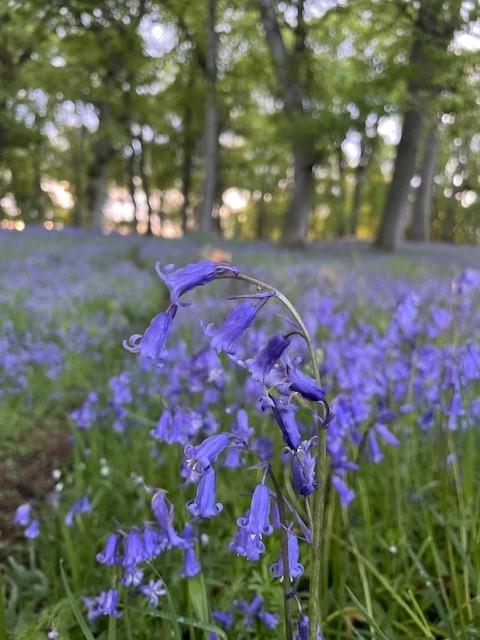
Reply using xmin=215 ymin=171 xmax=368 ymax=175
xmin=376 ymin=109 xmax=424 ymax=250
xmin=376 ymin=0 xmax=458 ymax=250
xmin=410 ymin=126 xmax=438 ymax=242
xmin=258 ymin=0 xmax=317 ymax=246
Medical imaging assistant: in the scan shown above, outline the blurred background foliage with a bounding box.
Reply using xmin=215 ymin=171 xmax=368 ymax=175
xmin=0 ymin=0 xmax=478 ymax=247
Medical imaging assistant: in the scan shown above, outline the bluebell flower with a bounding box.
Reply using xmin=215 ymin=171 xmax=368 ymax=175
xmin=236 ymin=593 xmax=264 ymax=628
xmin=84 ymin=589 xmax=122 ymax=620
xmin=24 ymin=519 xmax=40 ymax=539
xmin=187 ymin=467 xmax=223 ymax=518
xmin=96 ymin=532 xmax=121 ymax=565
xmin=245 ymin=334 xmax=290 ymax=381
xmin=452 ymin=268 xmax=480 ymax=295
xmin=270 ymin=530 xmax=304 ymax=579
xmin=13 ymin=503 xmax=31 ymax=527
xmin=151 ymin=407 xmax=201 ymax=445
xmin=237 ymin=483 xmax=272 ymax=536
xmin=447 ymin=391 xmax=463 ymax=431
xmin=122 ymin=567 xmax=144 ymax=587
xmin=205 ymin=302 xmax=260 ymax=355
xmin=295 ymin=615 xmax=325 ymax=640
xmin=270 ymin=395 xmax=301 ymax=450
xmin=224 ymin=409 xmax=253 ymax=468
xmin=375 ymin=423 xmax=399 ymax=446
xmin=213 ymin=610 xmax=233 ymax=628
xmin=235 ymin=593 xmax=277 ymax=629
xmin=229 ymin=520 xmax=265 ymax=561
xmin=64 ymin=495 xmax=92 ymax=526
xmin=332 ymin=475 xmax=356 ymax=506
xmin=180 ymin=524 xmax=201 ymax=578
xmin=122 ymin=529 xmax=145 ymax=568
xmin=143 ymin=526 xmax=165 ymax=560
xmin=151 ymin=408 xmax=175 ymax=443
xmin=287 ymin=366 xmax=325 ymax=402
xmin=291 ymin=441 xmax=317 ymax=496
xmin=123 ymin=307 xmax=176 ymax=361
xmin=156 ymin=260 xmax=238 ymax=305
xmin=151 ymin=491 xmax=186 ymax=548
xmin=367 ymin=431 xmax=383 ymax=463
xmin=109 ymin=371 xmax=132 ymax=405
xmin=252 ymin=437 xmax=274 ymax=461
xmin=139 ymin=579 xmax=166 ymax=606
xmin=70 ymin=391 xmax=99 ymax=430
xmin=184 ymin=433 xmax=230 ymax=474
xmin=258 ymin=610 xmax=280 ymax=629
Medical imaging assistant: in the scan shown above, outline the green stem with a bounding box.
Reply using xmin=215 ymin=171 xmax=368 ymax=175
xmin=268 ymin=468 xmax=293 ymax=640
xmin=221 ymin=272 xmax=328 ymax=639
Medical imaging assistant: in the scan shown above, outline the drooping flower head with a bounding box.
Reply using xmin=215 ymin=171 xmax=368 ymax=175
xmin=156 ymin=260 xmax=239 ymax=305
xmin=151 ymin=490 xmax=185 ymax=548
xmin=270 ymin=394 xmax=301 ymax=450
xmin=245 ymin=334 xmax=290 ymax=381
xmin=13 ymin=503 xmax=32 ymax=527
xmin=237 ymin=483 xmax=272 ymax=537
xmin=24 ymin=519 xmax=40 ymax=539
xmin=139 ymin=579 xmax=166 ymax=607
xmin=270 ymin=529 xmax=304 ymax=580
xmin=184 ymin=433 xmax=230 ymax=475
xmin=123 ymin=306 xmax=176 ymax=362
xmin=205 ymin=302 xmax=261 ymax=355
xmin=187 ymin=466 xmax=223 ymax=519
xmin=122 ymin=528 xmax=145 ymax=568
xmin=287 ymin=366 xmax=325 ymax=402
xmin=64 ymin=495 xmax=92 ymax=526
xmin=84 ymin=589 xmax=122 ymax=620
xmin=291 ymin=440 xmax=318 ymax=496
xmin=181 ymin=524 xmax=202 ymax=578
xmin=96 ymin=532 xmax=121 ymax=566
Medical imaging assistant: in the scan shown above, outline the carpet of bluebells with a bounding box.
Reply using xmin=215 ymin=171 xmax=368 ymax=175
xmin=2 ymin=229 xmax=480 ymax=640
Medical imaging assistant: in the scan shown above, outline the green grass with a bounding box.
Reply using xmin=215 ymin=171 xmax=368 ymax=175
xmin=2 ymin=233 xmax=480 ymax=639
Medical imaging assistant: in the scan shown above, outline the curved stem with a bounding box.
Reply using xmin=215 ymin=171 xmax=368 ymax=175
xmin=220 ymin=272 xmax=328 ymax=639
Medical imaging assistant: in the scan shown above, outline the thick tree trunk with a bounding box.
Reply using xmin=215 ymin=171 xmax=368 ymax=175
xmin=198 ymin=0 xmax=218 ymax=235
xmin=375 ymin=109 xmax=423 ymax=250
xmin=88 ymin=103 xmax=112 ymax=230
xmin=410 ymin=126 xmax=438 ymax=242
xmin=281 ymin=142 xmax=315 ymax=245
xmin=258 ymin=0 xmax=316 ymax=246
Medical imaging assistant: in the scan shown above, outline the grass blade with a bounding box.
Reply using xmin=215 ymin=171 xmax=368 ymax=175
xmin=60 ymin=561 xmax=96 ymax=640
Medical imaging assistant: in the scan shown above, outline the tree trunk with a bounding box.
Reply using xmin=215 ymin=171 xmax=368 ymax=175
xmin=258 ymin=0 xmax=316 ymax=246
xmin=336 ymin=148 xmax=348 ymax=237
xmin=410 ymin=126 xmax=438 ymax=242
xmin=375 ymin=109 xmax=423 ymax=250
xmin=138 ymin=135 xmax=153 ymax=235
xmin=181 ymin=113 xmax=194 ymax=234
xmin=126 ymin=145 xmax=138 ymax=228
xmin=198 ymin=0 xmax=218 ymax=235
xmin=281 ymin=141 xmax=315 ymax=245
xmin=256 ymin=194 xmax=267 ymax=240
xmin=350 ymin=130 xmax=376 ymax=236
xmin=88 ymin=103 xmax=112 ymax=230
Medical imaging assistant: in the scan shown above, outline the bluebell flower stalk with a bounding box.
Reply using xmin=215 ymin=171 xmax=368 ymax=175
xmin=120 ymin=261 xmax=330 ymax=640
xmin=217 ymin=270 xmax=329 ymax=640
